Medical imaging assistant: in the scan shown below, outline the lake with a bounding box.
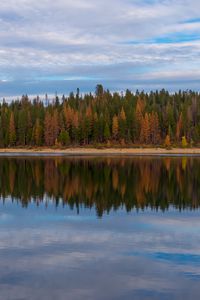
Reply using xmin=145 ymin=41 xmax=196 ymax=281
xmin=0 ymin=156 xmax=200 ymax=300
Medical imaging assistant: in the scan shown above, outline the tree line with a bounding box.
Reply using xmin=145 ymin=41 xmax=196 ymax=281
xmin=1 ymin=85 xmax=200 ymax=147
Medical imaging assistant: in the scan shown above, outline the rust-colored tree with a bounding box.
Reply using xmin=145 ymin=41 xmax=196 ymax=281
xmin=34 ymin=118 xmax=43 ymax=146
xmin=44 ymin=112 xmax=53 ymax=146
xmin=63 ymin=104 xmax=73 ymax=131
xmin=9 ymin=112 xmax=16 ymax=146
xmin=164 ymin=134 xmax=171 ymax=149
xmin=140 ymin=113 xmax=150 ymax=144
xmin=135 ymin=98 xmax=145 ymax=141
xmin=119 ymin=107 xmax=126 ymax=140
xmin=112 ymin=115 xmax=119 ymax=140
xmin=150 ymin=112 xmax=161 ymax=144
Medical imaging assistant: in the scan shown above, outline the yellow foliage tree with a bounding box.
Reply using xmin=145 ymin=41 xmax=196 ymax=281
xmin=112 ymin=115 xmax=119 ymax=140
xmin=120 ymin=107 xmax=126 ymax=121
xmin=164 ymin=134 xmax=171 ymax=149
xmin=182 ymin=136 xmax=187 ymax=148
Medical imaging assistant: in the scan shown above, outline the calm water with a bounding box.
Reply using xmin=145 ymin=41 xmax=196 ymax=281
xmin=0 ymin=156 xmax=200 ymax=300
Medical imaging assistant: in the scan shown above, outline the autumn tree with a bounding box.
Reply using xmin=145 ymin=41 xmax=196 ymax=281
xmin=112 ymin=115 xmax=119 ymax=140
xmin=0 ymin=87 xmax=200 ymax=148
xmin=135 ymin=98 xmax=145 ymax=141
xmin=44 ymin=112 xmax=53 ymax=146
xmin=119 ymin=107 xmax=127 ymax=141
xmin=149 ymin=112 xmax=160 ymax=144
xmin=33 ymin=118 xmax=43 ymax=146
xmin=182 ymin=136 xmax=188 ymax=148
xmin=140 ymin=113 xmax=150 ymax=144
xmin=52 ymin=109 xmax=59 ymax=144
xmin=164 ymin=134 xmax=171 ymax=149
xmin=9 ymin=112 xmax=16 ymax=146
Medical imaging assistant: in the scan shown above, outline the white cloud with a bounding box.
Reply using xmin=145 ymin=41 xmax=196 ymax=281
xmin=0 ymin=0 xmax=200 ymax=95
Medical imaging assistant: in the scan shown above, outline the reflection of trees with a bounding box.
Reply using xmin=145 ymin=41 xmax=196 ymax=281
xmin=0 ymin=157 xmax=200 ymax=217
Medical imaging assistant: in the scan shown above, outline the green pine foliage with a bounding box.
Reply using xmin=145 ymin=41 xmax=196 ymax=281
xmin=1 ymin=87 xmax=200 ymax=147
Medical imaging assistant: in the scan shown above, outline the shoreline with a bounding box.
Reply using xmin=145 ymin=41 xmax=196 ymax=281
xmin=0 ymin=147 xmax=200 ymax=156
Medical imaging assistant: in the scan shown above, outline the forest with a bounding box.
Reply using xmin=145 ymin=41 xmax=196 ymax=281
xmin=1 ymin=85 xmax=200 ymax=148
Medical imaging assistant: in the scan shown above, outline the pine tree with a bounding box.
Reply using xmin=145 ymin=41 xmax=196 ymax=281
xmin=71 ymin=111 xmax=79 ymax=142
xmin=104 ymin=123 xmax=110 ymax=141
xmin=0 ymin=87 xmax=199 ymax=148
xmin=58 ymin=130 xmax=70 ymax=146
xmin=176 ymin=112 xmax=183 ymax=142
xmin=0 ymin=117 xmax=4 ymax=147
xmin=18 ymin=110 xmax=27 ymax=146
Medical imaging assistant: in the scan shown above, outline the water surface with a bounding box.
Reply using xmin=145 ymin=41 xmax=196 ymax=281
xmin=0 ymin=157 xmax=200 ymax=300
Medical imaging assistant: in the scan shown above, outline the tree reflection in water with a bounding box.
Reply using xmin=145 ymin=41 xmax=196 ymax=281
xmin=0 ymin=157 xmax=199 ymax=217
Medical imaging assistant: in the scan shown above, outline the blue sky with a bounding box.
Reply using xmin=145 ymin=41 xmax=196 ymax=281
xmin=0 ymin=0 xmax=200 ymax=97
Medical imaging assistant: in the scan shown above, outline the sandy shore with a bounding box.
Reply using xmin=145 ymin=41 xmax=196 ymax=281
xmin=0 ymin=147 xmax=200 ymax=156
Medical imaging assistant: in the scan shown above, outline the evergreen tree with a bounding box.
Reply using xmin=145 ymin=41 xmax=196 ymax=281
xmin=104 ymin=123 xmax=111 ymax=141
xmin=58 ymin=130 xmax=70 ymax=146
xmin=0 ymin=87 xmax=199 ymax=148
xmin=44 ymin=112 xmax=53 ymax=146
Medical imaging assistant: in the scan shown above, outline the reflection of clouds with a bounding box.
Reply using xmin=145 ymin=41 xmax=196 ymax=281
xmin=1 ymin=209 xmax=200 ymax=299
xmin=0 ymin=228 xmax=114 ymax=250
xmin=1 ymin=211 xmax=200 ymax=254
xmin=0 ymin=213 xmax=13 ymax=222
xmin=1 ymin=214 xmax=200 ymax=260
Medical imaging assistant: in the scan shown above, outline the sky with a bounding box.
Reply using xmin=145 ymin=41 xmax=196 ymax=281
xmin=0 ymin=0 xmax=200 ymax=98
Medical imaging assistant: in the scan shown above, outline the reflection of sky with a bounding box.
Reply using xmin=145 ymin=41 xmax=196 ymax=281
xmin=0 ymin=201 xmax=200 ymax=299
